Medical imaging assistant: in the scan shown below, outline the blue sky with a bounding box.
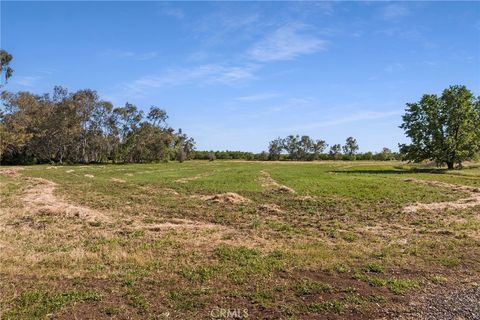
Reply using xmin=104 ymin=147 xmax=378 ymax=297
xmin=1 ymin=1 xmax=479 ymax=152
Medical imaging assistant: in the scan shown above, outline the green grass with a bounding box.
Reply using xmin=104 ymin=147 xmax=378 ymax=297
xmin=0 ymin=160 xmax=479 ymax=318
xmin=2 ymin=290 xmax=102 ymax=319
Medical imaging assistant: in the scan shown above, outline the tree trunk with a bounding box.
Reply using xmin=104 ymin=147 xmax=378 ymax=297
xmin=447 ymin=161 xmax=454 ymax=170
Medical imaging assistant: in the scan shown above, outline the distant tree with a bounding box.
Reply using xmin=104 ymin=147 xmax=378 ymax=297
xmin=378 ymin=147 xmax=394 ymax=161
xmin=257 ymin=151 xmax=269 ymax=161
xmin=268 ymin=135 xmax=327 ymax=161
xmin=342 ymin=137 xmax=359 ymax=160
xmin=363 ymin=151 xmax=374 ymax=161
xmin=329 ymin=144 xmax=342 ymax=160
xmin=312 ymin=139 xmax=328 ymax=160
xmin=399 ymin=85 xmax=480 ymax=169
xmin=298 ymin=135 xmax=313 ymax=160
xmin=268 ymin=137 xmax=283 ymax=160
xmin=208 ymin=152 xmax=216 ymax=161
xmin=282 ymin=135 xmax=300 ymax=160
xmin=0 ymin=49 xmax=13 ymax=85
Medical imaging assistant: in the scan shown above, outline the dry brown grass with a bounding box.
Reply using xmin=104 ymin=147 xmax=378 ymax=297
xmin=403 ymin=178 xmax=480 ymax=213
xmin=259 ymin=170 xmax=296 ymax=194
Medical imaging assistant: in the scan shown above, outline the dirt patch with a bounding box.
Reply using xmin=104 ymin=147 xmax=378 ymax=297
xmin=258 ymin=203 xmax=285 ymax=214
xmin=297 ymin=195 xmax=317 ymax=201
xmin=259 ymin=170 xmax=295 ymax=194
xmin=22 ymin=177 xmax=109 ymax=224
xmin=84 ymin=174 xmax=95 ymax=178
xmin=139 ymin=218 xmax=224 ymax=231
xmin=65 ymin=169 xmax=74 ymax=173
xmin=0 ymin=167 xmax=24 ymax=175
xmin=403 ymin=178 xmax=480 ymax=213
xmin=162 ymin=188 xmax=180 ymax=196
xmin=197 ymin=192 xmax=251 ymax=204
xmin=110 ymin=178 xmax=126 ymax=183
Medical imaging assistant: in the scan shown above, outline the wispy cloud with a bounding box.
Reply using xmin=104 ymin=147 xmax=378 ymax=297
xmin=235 ymin=92 xmax=282 ymax=102
xmin=381 ymin=4 xmax=409 ymax=20
xmin=267 ymin=98 xmax=315 ymax=113
xmin=248 ymin=24 xmax=328 ymax=62
xmin=286 ymin=110 xmax=402 ymax=131
xmin=121 ymin=63 xmax=258 ymax=96
xmin=384 ymin=63 xmax=405 ymax=73
xmin=239 ymin=97 xmax=316 ymax=119
xmin=159 ymin=6 xmax=184 ymax=19
xmin=12 ymin=75 xmax=42 ymax=87
xmin=100 ymin=49 xmax=159 ymax=61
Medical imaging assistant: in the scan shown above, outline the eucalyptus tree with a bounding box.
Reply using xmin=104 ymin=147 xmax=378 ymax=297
xmin=0 ymin=49 xmax=13 ymax=85
xmin=342 ymin=137 xmax=359 ymax=160
xmin=329 ymin=144 xmax=342 ymax=160
xmin=268 ymin=137 xmax=283 ymax=160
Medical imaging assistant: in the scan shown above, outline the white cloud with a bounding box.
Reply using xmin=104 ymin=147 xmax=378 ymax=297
xmin=122 ymin=63 xmax=258 ymax=96
xmin=381 ymin=4 xmax=409 ymax=20
xmin=248 ymin=24 xmax=328 ymax=62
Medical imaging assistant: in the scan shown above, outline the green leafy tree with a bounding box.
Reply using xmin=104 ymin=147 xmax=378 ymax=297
xmin=378 ymin=147 xmax=394 ymax=161
xmin=342 ymin=137 xmax=359 ymax=160
xmin=268 ymin=137 xmax=283 ymax=160
xmin=312 ymin=139 xmax=328 ymax=160
xmin=282 ymin=135 xmax=300 ymax=160
xmin=329 ymin=144 xmax=342 ymax=160
xmin=399 ymin=85 xmax=480 ymax=169
xmin=1 ymin=87 xmax=194 ymax=164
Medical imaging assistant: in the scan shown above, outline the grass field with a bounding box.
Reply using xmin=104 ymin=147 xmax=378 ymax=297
xmin=0 ymin=161 xmax=479 ymax=319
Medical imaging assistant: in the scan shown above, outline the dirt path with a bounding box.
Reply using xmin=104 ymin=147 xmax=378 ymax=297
xmin=21 ymin=177 xmax=111 ymax=224
xmin=403 ymin=178 xmax=480 ymax=213
xmin=394 ymin=283 xmax=480 ymax=320
xmin=259 ymin=170 xmax=295 ymax=194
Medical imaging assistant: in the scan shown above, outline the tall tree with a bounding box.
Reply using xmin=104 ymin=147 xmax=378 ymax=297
xmin=298 ymin=135 xmax=313 ymax=160
xmin=329 ymin=144 xmax=342 ymax=160
xmin=399 ymin=85 xmax=480 ymax=169
xmin=0 ymin=49 xmax=13 ymax=85
xmin=282 ymin=135 xmax=300 ymax=160
xmin=268 ymin=137 xmax=283 ymax=160
xmin=342 ymin=137 xmax=359 ymax=160
xmin=1 ymin=87 xmax=195 ymax=164
xmin=312 ymin=139 xmax=328 ymax=160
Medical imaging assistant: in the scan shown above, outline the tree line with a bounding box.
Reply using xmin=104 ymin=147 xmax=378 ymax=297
xmin=267 ymin=135 xmax=374 ymax=161
xmin=0 ymin=86 xmax=194 ymax=164
xmin=192 ymin=147 xmax=400 ymax=162
xmin=1 ymin=50 xmax=479 ymax=168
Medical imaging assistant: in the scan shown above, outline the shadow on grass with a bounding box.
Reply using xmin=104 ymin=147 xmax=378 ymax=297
xmin=330 ymin=168 xmax=448 ymax=175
